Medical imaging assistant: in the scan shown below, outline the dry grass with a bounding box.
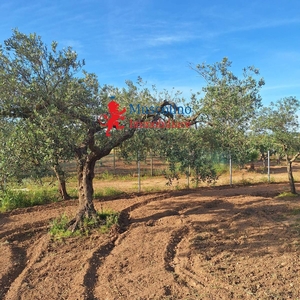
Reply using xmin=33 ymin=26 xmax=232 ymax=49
xmin=65 ymin=161 xmax=300 ymax=194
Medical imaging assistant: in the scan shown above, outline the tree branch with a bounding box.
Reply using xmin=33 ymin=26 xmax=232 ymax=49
xmin=290 ymin=152 xmax=300 ymax=163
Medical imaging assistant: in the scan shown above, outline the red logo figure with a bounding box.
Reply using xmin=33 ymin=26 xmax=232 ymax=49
xmin=98 ymin=100 xmax=126 ymax=137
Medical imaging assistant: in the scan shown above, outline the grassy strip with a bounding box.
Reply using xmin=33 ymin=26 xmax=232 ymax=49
xmin=0 ymin=189 xmax=59 ymax=212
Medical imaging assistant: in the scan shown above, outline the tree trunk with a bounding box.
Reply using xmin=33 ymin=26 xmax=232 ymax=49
xmin=68 ymin=127 xmax=136 ymax=232
xmin=53 ymin=164 xmax=71 ymax=200
xmin=287 ymin=158 xmax=296 ymax=194
xmin=260 ymin=152 xmax=266 ymax=168
xmin=277 ymin=153 xmax=281 ymax=165
xmin=68 ymin=154 xmax=98 ymax=231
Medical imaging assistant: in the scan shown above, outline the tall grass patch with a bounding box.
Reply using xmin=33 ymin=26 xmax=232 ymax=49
xmin=93 ymin=187 xmax=123 ymax=198
xmin=0 ymin=189 xmax=59 ymax=212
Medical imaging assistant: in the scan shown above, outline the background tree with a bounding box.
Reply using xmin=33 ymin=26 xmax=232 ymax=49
xmin=158 ymin=128 xmax=218 ymax=187
xmin=190 ymin=57 xmax=265 ymax=168
xmin=254 ymin=97 xmax=300 ymax=193
xmin=247 ymin=131 xmax=277 ymax=169
xmin=0 ymin=119 xmax=17 ymax=190
xmin=0 ymin=30 xmax=101 ymax=227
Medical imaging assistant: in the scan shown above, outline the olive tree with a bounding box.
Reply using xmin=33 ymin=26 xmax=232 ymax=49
xmin=190 ymin=57 xmax=265 ymax=164
xmin=0 ymin=30 xmax=184 ymax=230
xmin=255 ymin=97 xmax=300 ymax=193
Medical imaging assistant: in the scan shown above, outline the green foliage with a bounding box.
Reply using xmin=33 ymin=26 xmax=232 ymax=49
xmin=259 ymin=176 xmax=276 ymax=184
xmin=49 ymin=209 xmax=119 ymax=239
xmin=255 ymin=97 xmax=300 ymax=155
xmin=93 ymin=187 xmax=123 ymax=198
xmin=193 ymin=57 xmax=265 ymax=124
xmin=97 ymin=209 xmax=119 ymax=233
xmin=68 ymin=188 xmax=78 ymax=198
xmin=97 ymin=170 xmax=115 ymax=180
xmin=157 ymin=129 xmax=218 ymax=186
xmin=0 ymin=189 xmax=58 ymax=212
xmin=276 ymin=191 xmax=299 ymax=198
xmin=213 ymin=163 xmax=228 ymax=176
xmin=49 ymin=214 xmax=78 ymax=239
xmin=0 ymin=29 xmax=103 ymax=201
xmin=254 ymin=97 xmax=300 ymax=193
xmin=261 ymin=99 xmax=299 ymax=149
xmin=188 ymin=58 xmax=266 ymax=171
xmin=3 ymin=31 xmax=300 ymax=221
xmin=163 ymin=168 xmax=180 ymax=186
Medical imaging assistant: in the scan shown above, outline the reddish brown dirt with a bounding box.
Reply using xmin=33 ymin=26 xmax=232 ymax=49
xmin=1 ymin=183 xmax=300 ymax=299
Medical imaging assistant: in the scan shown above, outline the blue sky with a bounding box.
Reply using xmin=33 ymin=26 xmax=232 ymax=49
xmin=1 ymin=0 xmax=300 ymax=105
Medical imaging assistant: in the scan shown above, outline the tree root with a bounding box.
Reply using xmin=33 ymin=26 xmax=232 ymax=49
xmin=67 ymin=205 xmax=98 ymax=232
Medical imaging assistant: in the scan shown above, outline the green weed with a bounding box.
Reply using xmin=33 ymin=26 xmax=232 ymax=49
xmin=68 ymin=188 xmax=78 ymax=198
xmin=97 ymin=170 xmax=114 ymax=180
xmin=93 ymin=187 xmax=123 ymax=198
xmin=49 ymin=213 xmax=79 ymax=240
xmin=49 ymin=209 xmax=119 ymax=239
xmin=276 ymin=191 xmax=299 ymax=198
xmin=143 ymin=186 xmax=166 ymax=193
xmin=259 ymin=176 xmax=276 ymax=184
xmin=0 ymin=189 xmax=58 ymax=212
xmin=97 ymin=209 xmax=119 ymax=233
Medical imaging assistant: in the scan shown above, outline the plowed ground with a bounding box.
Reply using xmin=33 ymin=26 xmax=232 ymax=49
xmin=1 ymin=183 xmax=300 ymax=299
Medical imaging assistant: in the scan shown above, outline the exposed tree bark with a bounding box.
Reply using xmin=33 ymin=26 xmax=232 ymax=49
xmin=287 ymin=159 xmax=296 ymax=194
xmin=286 ymin=152 xmax=300 ymax=194
xmin=68 ymin=127 xmax=136 ymax=231
xmin=68 ymin=151 xmax=98 ymax=231
xmin=52 ymin=164 xmax=71 ymax=200
xmin=260 ymin=151 xmax=266 ymax=169
xmin=276 ymin=153 xmax=282 ymax=165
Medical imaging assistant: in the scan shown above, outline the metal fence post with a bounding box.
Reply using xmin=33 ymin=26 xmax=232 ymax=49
xmin=229 ymin=155 xmax=232 ymax=186
xmin=268 ymin=150 xmax=270 ymax=183
xmin=138 ymin=151 xmax=141 ymax=192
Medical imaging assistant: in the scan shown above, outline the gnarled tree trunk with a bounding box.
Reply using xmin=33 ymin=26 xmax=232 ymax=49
xmin=68 ymin=152 xmax=98 ymax=231
xmin=285 ymin=152 xmax=300 ymax=195
xmin=287 ymin=159 xmax=296 ymax=194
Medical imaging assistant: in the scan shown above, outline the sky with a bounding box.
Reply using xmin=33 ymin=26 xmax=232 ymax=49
xmin=1 ymin=0 xmax=300 ymax=105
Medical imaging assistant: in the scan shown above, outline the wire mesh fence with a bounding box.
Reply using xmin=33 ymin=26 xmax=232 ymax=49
xmin=61 ymin=153 xmax=169 ymax=177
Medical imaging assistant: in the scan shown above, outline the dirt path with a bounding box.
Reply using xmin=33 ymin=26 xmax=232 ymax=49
xmin=1 ymin=183 xmax=300 ymax=299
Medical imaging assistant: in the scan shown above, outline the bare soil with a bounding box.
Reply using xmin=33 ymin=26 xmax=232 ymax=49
xmin=1 ymin=182 xmax=300 ymax=299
